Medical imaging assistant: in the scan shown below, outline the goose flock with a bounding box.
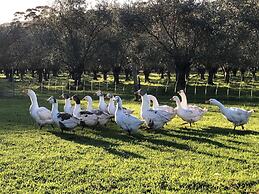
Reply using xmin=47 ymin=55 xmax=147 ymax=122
xmin=26 ymin=89 xmax=254 ymax=135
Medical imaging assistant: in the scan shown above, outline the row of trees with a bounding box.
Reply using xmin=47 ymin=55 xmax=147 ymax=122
xmin=0 ymin=0 xmax=259 ymax=90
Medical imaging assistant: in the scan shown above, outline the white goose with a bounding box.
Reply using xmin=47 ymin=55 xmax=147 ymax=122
xmin=26 ymin=89 xmax=53 ymax=128
xmin=82 ymin=95 xmax=112 ymax=126
xmin=106 ymin=93 xmax=116 ymax=116
xmin=61 ymin=93 xmax=74 ymax=115
xmin=72 ymin=95 xmax=98 ymax=127
xmin=148 ymin=94 xmax=176 ymax=115
xmin=171 ymin=96 xmax=207 ymax=126
xmin=113 ymin=96 xmax=144 ymax=135
xmin=207 ymin=99 xmax=254 ymax=129
xmin=47 ymin=96 xmax=79 ymax=133
xmin=96 ymin=90 xmax=109 ymax=114
xmin=136 ymin=90 xmax=175 ymax=129
xmin=106 ymin=93 xmax=134 ymax=116
xmin=178 ymin=90 xmax=207 ymax=115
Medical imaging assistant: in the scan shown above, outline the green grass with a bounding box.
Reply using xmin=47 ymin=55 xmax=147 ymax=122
xmin=0 ymin=74 xmax=259 ymax=193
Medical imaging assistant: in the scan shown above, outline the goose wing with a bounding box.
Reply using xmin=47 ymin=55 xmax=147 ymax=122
xmin=181 ymin=108 xmax=203 ymax=118
xmin=119 ymin=113 xmax=143 ymax=130
xmin=155 ymin=105 xmax=176 ymax=114
xmin=57 ymin=112 xmax=72 ymax=121
xmin=37 ymin=107 xmax=52 ymax=120
xmin=226 ymin=108 xmax=250 ymax=124
xmin=147 ymin=109 xmax=171 ymax=122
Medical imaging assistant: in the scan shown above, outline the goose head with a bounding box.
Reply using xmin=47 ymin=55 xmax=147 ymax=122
xmin=82 ymin=96 xmax=92 ymax=102
xmin=61 ymin=93 xmax=70 ymax=99
xmin=177 ymin=90 xmax=185 ymax=95
xmin=134 ymin=89 xmax=147 ymax=96
xmin=113 ymin=96 xmax=121 ymax=103
xmin=27 ymin=89 xmax=36 ymax=97
xmin=96 ymin=90 xmax=104 ymax=97
xmin=206 ymin=99 xmax=220 ymax=105
xmin=72 ymin=95 xmax=80 ymax=104
xmin=106 ymin=93 xmax=113 ymax=99
xmin=170 ymin=96 xmax=181 ymax=103
xmin=206 ymin=98 xmax=225 ymax=109
xmin=113 ymin=96 xmax=123 ymax=108
xmin=170 ymin=96 xmax=182 ymax=108
xmin=47 ymin=96 xmax=57 ymax=104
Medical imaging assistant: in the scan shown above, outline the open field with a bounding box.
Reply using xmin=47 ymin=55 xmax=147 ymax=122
xmin=0 ymin=73 xmax=259 ymax=193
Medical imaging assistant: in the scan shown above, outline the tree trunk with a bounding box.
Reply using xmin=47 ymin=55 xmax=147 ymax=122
xmin=37 ymin=69 xmax=43 ymax=83
xmin=103 ymin=72 xmax=108 ymax=81
xmin=160 ymin=67 xmax=164 ymax=79
xmin=93 ymin=71 xmax=98 ymax=80
xmin=240 ymin=69 xmax=246 ymax=82
xmin=132 ymin=64 xmax=140 ymax=101
xmin=31 ymin=70 xmax=35 ymax=78
xmin=224 ymin=69 xmax=230 ymax=84
xmin=4 ymin=69 xmax=10 ymax=80
xmin=125 ymin=68 xmax=130 ymax=81
xmin=43 ymin=69 xmax=49 ymax=81
xmin=113 ymin=66 xmax=121 ymax=85
xmin=20 ymin=70 xmax=25 ymax=81
xmin=143 ymin=69 xmax=150 ymax=83
xmin=252 ymin=72 xmax=256 ymax=81
xmin=232 ymin=68 xmax=237 ymax=77
xmin=207 ymin=67 xmax=214 ymax=85
xmin=52 ymin=69 xmax=58 ymax=77
xmin=73 ymin=71 xmax=83 ymax=86
xmin=167 ymin=71 xmax=171 ymax=81
xmin=113 ymin=72 xmax=120 ymax=85
xmin=198 ymin=66 xmax=205 ymax=80
xmin=175 ymin=58 xmax=190 ymax=91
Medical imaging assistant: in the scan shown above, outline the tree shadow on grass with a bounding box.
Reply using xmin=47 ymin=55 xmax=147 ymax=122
xmin=90 ymin=127 xmax=192 ymax=152
xmin=202 ymin=126 xmax=259 ymax=136
xmin=159 ymin=128 xmax=258 ymax=154
xmin=49 ymin=131 xmax=146 ymax=160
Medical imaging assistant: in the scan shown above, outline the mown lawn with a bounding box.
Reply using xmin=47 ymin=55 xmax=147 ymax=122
xmin=0 ymin=76 xmax=259 ymax=193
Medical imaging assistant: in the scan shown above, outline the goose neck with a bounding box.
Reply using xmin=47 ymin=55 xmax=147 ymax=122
xmin=99 ymin=96 xmax=106 ymax=106
xmin=174 ymin=98 xmax=182 ymax=109
xmin=180 ymin=93 xmax=188 ymax=108
xmin=116 ymin=99 xmax=123 ymax=111
xmin=51 ymin=103 xmax=59 ymax=115
xmin=141 ymin=94 xmax=150 ymax=111
xmin=86 ymin=97 xmax=93 ymax=111
xmin=73 ymin=104 xmax=81 ymax=117
xmin=149 ymin=95 xmax=159 ymax=108
xmin=212 ymin=100 xmax=225 ymax=110
xmin=29 ymin=93 xmax=39 ymax=108
xmin=65 ymin=99 xmax=72 ymax=106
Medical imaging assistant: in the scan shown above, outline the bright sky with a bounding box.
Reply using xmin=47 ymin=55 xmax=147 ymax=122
xmin=0 ymin=0 xmax=135 ymax=24
xmin=0 ymin=0 xmax=55 ymax=24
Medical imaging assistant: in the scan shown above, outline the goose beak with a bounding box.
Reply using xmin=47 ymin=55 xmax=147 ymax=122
xmin=205 ymin=100 xmax=210 ymax=104
xmin=169 ymin=97 xmax=174 ymax=101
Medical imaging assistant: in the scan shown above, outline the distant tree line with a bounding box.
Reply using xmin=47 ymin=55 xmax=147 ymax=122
xmin=0 ymin=0 xmax=259 ymax=90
